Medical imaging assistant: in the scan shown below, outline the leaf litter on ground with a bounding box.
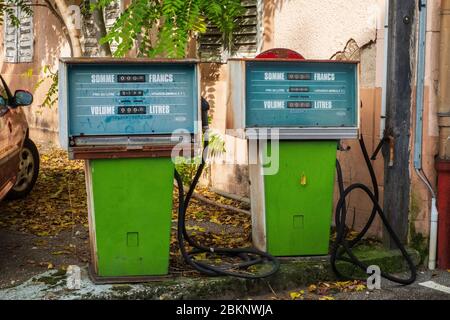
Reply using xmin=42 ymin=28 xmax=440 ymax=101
xmin=0 ymin=146 xmax=253 ymax=275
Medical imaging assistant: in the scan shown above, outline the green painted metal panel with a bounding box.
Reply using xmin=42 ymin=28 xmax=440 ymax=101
xmin=263 ymin=141 xmax=337 ymax=256
xmin=90 ymin=158 xmax=174 ymax=277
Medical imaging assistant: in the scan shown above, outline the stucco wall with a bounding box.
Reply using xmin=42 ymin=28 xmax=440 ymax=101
xmin=265 ymin=0 xmax=385 ymax=237
xmin=210 ymin=0 xmax=384 ymax=201
xmin=0 ymin=6 xmax=70 ymax=146
xmin=0 ymin=1 xmax=441 ymax=241
xmin=211 ymin=0 xmax=441 ymax=240
xmin=271 ymin=0 xmax=378 ymax=60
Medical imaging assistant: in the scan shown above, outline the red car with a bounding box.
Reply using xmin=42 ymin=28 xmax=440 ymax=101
xmin=0 ymin=75 xmax=39 ymax=201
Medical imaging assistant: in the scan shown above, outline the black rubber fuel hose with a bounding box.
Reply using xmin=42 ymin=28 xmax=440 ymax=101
xmin=174 ymin=99 xmax=280 ymax=279
xmin=331 ymin=136 xmax=417 ymax=285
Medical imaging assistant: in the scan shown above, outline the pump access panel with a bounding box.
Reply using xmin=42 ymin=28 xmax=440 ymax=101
xmin=245 ymin=60 xmax=358 ymax=128
xmin=59 ymin=59 xmax=199 ymax=151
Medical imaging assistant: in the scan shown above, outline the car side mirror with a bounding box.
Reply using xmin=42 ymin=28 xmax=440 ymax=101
xmin=13 ymin=90 xmax=33 ymax=107
xmin=0 ymin=96 xmax=8 ymax=116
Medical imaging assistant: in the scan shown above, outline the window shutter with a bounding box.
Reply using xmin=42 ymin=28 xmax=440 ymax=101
xmin=103 ymin=0 xmax=122 ymax=54
xmin=199 ymin=0 xmax=261 ymax=62
xmin=3 ymin=6 xmax=19 ymax=63
xmin=82 ymin=0 xmax=122 ymax=56
xmin=3 ymin=5 xmax=34 ymax=63
xmin=18 ymin=7 xmax=34 ymax=63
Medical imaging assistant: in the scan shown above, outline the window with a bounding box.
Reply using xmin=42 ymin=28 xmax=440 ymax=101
xmin=3 ymin=4 xmax=34 ymax=63
xmin=198 ymin=0 xmax=263 ymax=62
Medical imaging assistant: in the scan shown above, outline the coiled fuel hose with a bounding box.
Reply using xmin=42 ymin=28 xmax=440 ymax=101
xmin=174 ymin=98 xmax=280 ymax=279
xmin=331 ymin=136 xmax=417 ymax=285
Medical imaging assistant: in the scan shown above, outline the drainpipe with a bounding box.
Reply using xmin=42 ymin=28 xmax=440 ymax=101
xmin=413 ymin=0 xmax=439 ymax=270
xmin=436 ymin=0 xmax=450 ymax=270
xmin=380 ymin=0 xmax=390 ymax=137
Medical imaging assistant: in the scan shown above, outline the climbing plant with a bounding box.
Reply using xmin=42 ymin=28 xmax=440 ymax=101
xmin=94 ymin=0 xmax=244 ymax=58
xmin=0 ymin=0 xmax=32 ymax=26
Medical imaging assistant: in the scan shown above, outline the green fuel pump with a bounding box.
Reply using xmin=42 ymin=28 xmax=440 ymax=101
xmin=57 ymin=55 xmax=416 ymax=284
xmin=225 ymin=48 xmax=416 ymax=285
xmin=59 ymin=58 xmax=279 ymax=281
xmin=59 ymin=58 xmax=201 ymax=281
xmin=226 ymin=49 xmax=359 ymax=257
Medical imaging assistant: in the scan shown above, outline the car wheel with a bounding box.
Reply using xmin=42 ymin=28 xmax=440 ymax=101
xmin=6 ymin=138 xmax=40 ymax=200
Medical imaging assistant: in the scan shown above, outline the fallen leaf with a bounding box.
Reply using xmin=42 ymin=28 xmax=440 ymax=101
xmin=186 ymin=226 xmax=206 ymax=232
xmin=289 ymin=291 xmax=304 ymax=300
xmin=354 ymin=284 xmax=366 ymax=292
xmin=193 ymin=253 xmax=207 ymax=261
xmin=319 ymin=296 xmax=335 ymax=300
xmin=51 ymin=251 xmax=70 ymax=256
xmin=308 ymin=284 xmax=317 ymax=292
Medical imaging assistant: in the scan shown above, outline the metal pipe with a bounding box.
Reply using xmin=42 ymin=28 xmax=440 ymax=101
xmin=413 ymin=0 xmax=439 ymax=270
xmin=416 ymin=168 xmax=438 ymax=269
xmin=380 ymin=0 xmax=390 ymax=137
xmin=414 ymin=0 xmax=428 ymax=170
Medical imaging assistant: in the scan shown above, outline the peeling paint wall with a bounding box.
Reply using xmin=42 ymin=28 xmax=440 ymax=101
xmin=0 ymin=1 xmax=441 ymax=241
xmin=0 ymin=6 xmax=71 ymax=146
xmin=215 ymin=0 xmax=441 ymax=240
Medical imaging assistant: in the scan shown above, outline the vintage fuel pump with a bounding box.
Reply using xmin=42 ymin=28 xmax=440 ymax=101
xmin=59 ymin=58 xmax=200 ymax=281
xmin=226 ymin=48 xmax=416 ymax=285
xmin=57 ymin=54 xmax=416 ymax=284
xmin=226 ymin=49 xmax=359 ymax=257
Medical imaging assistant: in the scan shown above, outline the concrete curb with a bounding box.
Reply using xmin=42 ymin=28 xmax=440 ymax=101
xmin=0 ymin=247 xmax=420 ymax=300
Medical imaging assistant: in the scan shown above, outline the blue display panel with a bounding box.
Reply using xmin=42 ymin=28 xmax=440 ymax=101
xmin=66 ymin=62 xmax=198 ymax=137
xmin=245 ymin=61 xmax=358 ymax=128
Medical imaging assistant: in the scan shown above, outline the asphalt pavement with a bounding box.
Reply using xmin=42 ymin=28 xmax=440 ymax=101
xmin=334 ymin=269 xmax=450 ymax=300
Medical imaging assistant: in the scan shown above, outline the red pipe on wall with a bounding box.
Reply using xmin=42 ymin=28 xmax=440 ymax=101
xmin=436 ymin=160 xmax=450 ymax=269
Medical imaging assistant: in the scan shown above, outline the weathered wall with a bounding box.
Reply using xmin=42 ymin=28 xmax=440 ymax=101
xmin=213 ymin=0 xmax=441 ymax=240
xmin=409 ymin=0 xmax=441 ymax=238
xmin=0 ymin=6 xmax=70 ymax=146
xmin=211 ymin=0 xmax=384 ymax=201
xmin=270 ymin=0 xmax=378 ymax=59
xmin=264 ymin=0 xmax=384 ymax=237
xmin=0 ymin=1 xmax=441 ymax=241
